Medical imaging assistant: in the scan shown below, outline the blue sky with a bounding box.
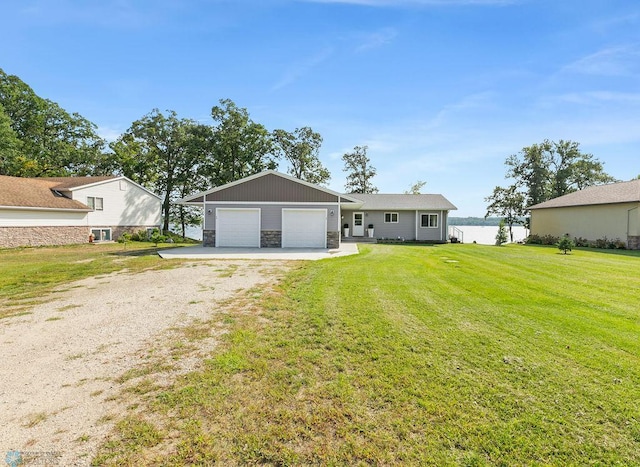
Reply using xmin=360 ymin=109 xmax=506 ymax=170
xmin=3 ymin=0 xmax=639 ymax=216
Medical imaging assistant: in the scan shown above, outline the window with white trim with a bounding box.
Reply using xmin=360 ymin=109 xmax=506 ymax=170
xmin=87 ymin=196 xmax=104 ymax=211
xmin=420 ymin=213 xmax=438 ymax=228
xmin=91 ymin=228 xmax=111 ymax=241
xmin=384 ymin=212 xmax=399 ymax=223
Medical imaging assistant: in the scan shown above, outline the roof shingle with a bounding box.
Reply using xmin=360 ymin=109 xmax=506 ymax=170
xmin=529 ymin=179 xmax=640 ymax=210
xmin=345 ymin=193 xmax=457 ymax=211
xmin=0 ymin=175 xmax=92 ymax=210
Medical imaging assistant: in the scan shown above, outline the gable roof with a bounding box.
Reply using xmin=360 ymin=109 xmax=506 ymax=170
xmin=178 ymin=170 xmax=361 ymax=204
xmin=0 ymin=175 xmax=91 ymax=211
xmin=41 ymin=176 xmax=119 ymax=190
xmin=345 ymin=193 xmax=457 ymax=211
xmin=41 ymin=175 xmax=162 ymax=200
xmin=529 ymin=179 xmax=640 ymax=210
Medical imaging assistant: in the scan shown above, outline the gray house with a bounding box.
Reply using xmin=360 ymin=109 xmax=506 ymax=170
xmin=341 ymin=193 xmax=456 ymax=243
xmin=178 ymin=170 xmax=457 ymax=248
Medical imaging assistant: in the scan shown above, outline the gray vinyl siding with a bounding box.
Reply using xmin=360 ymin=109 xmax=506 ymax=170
xmin=205 ymin=174 xmax=338 ymax=203
xmin=204 ymin=203 xmax=340 ymax=231
xmin=343 ymin=209 xmax=448 ymax=241
xmin=416 ymin=210 xmax=448 ymax=242
xmin=358 ymin=211 xmax=415 ymax=239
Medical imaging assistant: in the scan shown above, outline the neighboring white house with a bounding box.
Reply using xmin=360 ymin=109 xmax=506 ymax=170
xmin=529 ymin=179 xmax=640 ymax=250
xmin=0 ymin=175 xmax=162 ymax=248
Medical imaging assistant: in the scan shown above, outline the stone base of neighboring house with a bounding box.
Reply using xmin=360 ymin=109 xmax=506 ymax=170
xmin=0 ymin=225 xmax=162 ymax=249
xmin=0 ymin=226 xmax=87 ymax=248
xmin=628 ymin=236 xmax=640 ymax=250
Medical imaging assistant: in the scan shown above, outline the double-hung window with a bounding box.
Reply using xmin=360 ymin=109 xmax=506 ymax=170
xmin=384 ymin=212 xmax=399 ymax=223
xmin=421 ymin=213 xmax=438 ymax=228
xmin=87 ymin=196 xmax=104 ymax=211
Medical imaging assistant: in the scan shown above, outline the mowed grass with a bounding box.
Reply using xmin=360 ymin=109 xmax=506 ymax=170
xmin=0 ymin=242 xmax=189 ymax=318
xmin=95 ymin=243 xmax=640 ymax=466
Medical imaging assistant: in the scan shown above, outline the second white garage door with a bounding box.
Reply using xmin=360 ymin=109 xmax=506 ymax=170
xmin=282 ymin=209 xmax=327 ymax=248
xmin=216 ymin=208 xmax=261 ymax=247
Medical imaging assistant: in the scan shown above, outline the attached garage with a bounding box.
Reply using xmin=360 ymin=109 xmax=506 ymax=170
xmin=282 ymin=209 xmax=327 ymax=248
xmin=178 ymin=171 xmax=353 ymax=249
xmin=215 ymin=208 xmax=260 ymax=247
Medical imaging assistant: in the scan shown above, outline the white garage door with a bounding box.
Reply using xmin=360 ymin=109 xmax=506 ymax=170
xmin=216 ymin=208 xmax=260 ymax=247
xmin=282 ymin=209 xmax=327 ymax=248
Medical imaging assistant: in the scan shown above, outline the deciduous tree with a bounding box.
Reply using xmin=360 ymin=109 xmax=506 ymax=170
xmin=206 ymin=99 xmax=276 ymax=186
xmin=0 ymin=103 xmax=22 ymax=175
xmin=272 ymin=127 xmax=330 ymax=185
xmin=506 ymin=139 xmax=615 ymax=207
xmin=0 ymin=68 xmax=105 ymax=176
xmin=405 ymin=180 xmax=426 ymax=194
xmin=108 ymin=109 xmax=196 ymax=232
xmin=484 ymin=185 xmax=526 ymax=242
xmin=342 ymin=145 xmax=378 ymax=194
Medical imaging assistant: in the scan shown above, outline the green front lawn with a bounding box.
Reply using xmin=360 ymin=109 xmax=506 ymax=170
xmin=94 ymin=243 xmax=640 ymax=465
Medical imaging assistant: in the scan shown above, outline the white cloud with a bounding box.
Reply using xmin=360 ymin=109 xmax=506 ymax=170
xmin=97 ymin=125 xmax=123 ymax=142
xmin=562 ymin=45 xmax=640 ymax=77
xmin=271 ymin=47 xmax=334 ymax=91
xmin=300 ymin=0 xmax=516 ymax=5
xmin=19 ymin=0 xmax=170 ymax=28
xmin=555 ymin=91 xmax=640 ymax=105
xmin=355 ymin=27 xmax=398 ymax=52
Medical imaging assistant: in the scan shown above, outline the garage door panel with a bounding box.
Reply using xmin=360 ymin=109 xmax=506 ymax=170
xmin=216 ymin=209 xmax=260 ymax=247
xmin=282 ymin=209 xmax=327 ymax=248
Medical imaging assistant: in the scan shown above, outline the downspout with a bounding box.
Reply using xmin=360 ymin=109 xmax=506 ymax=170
xmin=628 ymin=206 xmax=639 ymax=248
xmin=442 ymin=210 xmax=445 ymax=242
xmin=415 ymin=210 xmax=418 ymax=241
xmin=203 ymin=195 xmax=206 ymax=245
xmin=338 ymin=196 xmax=342 ymax=246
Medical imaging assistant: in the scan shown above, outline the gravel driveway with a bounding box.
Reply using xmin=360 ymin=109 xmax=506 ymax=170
xmin=0 ymin=260 xmax=290 ymax=465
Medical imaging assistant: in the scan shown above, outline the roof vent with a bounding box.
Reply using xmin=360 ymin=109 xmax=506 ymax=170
xmin=52 ymin=190 xmax=69 ymax=198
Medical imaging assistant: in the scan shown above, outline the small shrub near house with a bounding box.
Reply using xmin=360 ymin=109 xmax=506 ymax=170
xmin=150 ymin=228 xmax=167 ymax=246
xmin=495 ymin=219 xmax=508 ymax=246
xmin=573 ymin=237 xmax=590 ymax=248
xmin=526 ymin=234 xmax=560 ymax=245
xmin=130 ymin=230 xmax=150 ymax=242
xmin=527 ymin=234 xmax=626 ymax=250
xmin=557 ymin=234 xmax=575 ymax=254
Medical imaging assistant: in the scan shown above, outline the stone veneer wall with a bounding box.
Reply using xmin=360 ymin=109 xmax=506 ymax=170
xmin=327 ymin=231 xmax=340 ymax=249
xmin=628 ymin=236 xmax=640 ymax=250
xmin=203 ymin=230 xmax=216 ymax=247
xmin=0 ymin=225 xmax=162 ymax=249
xmin=261 ymin=230 xmax=282 ymax=248
xmin=201 ymin=229 xmax=338 ymax=248
xmin=0 ymin=226 xmax=87 ymax=248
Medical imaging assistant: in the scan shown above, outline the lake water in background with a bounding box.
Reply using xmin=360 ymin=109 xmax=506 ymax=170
xmin=186 ymin=225 xmax=528 ymax=245
xmin=452 ymin=225 xmax=528 ymax=245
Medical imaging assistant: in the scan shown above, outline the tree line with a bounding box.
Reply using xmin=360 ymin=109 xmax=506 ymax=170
xmin=0 ymin=69 xmax=390 ymax=236
xmin=485 ymin=140 xmax=616 ymax=242
xmin=1 ymin=69 xmax=346 ymax=236
xmin=5 ymin=68 xmax=620 ymax=241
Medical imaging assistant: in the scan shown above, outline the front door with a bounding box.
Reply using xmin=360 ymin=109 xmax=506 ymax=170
xmin=353 ymin=212 xmax=365 ymax=236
